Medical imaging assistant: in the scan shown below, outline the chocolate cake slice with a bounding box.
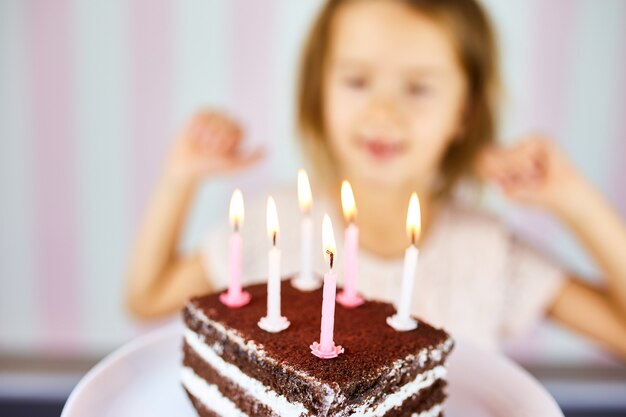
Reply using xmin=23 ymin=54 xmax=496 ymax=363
xmin=181 ymin=279 xmax=454 ymax=417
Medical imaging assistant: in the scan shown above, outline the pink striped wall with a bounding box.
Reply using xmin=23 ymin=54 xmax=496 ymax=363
xmin=26 ymin=0 xmax=81 ymax=353
xmin=527 ymin=0 xmax=578 ymax=139
xmin=0 ymin=1 xmax=624 ymax=363
xmin=129 ymin=0 xmax=176 ymax=226
xmin=227 ymin=0 xmax=276 ymax=193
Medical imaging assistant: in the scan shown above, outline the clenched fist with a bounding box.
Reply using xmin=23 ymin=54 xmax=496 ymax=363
xmin=164 ymin=110 xmax=263 ymax=184
xmin=476 ymin=135 xmax=584 ymax=214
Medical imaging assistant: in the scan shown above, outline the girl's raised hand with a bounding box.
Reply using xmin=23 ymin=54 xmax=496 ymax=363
xmin=164 ymin=110 xmax=264 ymax=184
xmin=476 ymin=135 xmax=585 ymax=213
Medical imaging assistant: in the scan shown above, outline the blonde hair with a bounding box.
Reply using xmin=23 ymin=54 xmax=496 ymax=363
xmin=297 ymin=0 xmax=500 ymax=196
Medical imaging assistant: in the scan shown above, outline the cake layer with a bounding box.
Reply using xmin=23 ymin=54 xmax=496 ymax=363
xmin=182 ymin=330 xmax=448 ymax=417
xmin=183 ymin=342 xmax=279 ymax=416
xmin=182 ymin=365 xmax=446 ymax=417
xmin=184 ymin=388 xmax=222 ymax=417
xmin=182 ymin=367 xmax=245 ymax=417
xmin=184 ymin=280 xmax=453 ymax=416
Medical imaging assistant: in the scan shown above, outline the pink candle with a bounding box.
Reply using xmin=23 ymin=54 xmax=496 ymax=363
xmin=311 ymin=215 xmax=344 ymax=359
xmin=228 ymin=232 xmax=243 ymax=294
xmin=319 ymin=266 xmax=338 ymax=351
xmin=342 ymin=223 xmax=359 ymax=296
xmin=220 ymin=189 xmax=251 ymax=308
xmin=336 ymin=181 xmax=364 ymax=308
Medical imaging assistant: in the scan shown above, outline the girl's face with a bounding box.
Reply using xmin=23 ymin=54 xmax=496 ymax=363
xmin=323 ymin=0 xmax=468 ymax=190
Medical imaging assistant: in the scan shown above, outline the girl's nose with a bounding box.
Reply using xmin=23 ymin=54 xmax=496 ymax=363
xmin=365 ymin=95 xmax=402 ymax=128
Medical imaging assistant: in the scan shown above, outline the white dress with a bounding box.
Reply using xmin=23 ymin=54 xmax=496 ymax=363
xmin=202 ymin=186 xmax=566 ymax=351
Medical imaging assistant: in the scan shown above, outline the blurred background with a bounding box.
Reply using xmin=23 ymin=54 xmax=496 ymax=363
xmin=1 ymin=0 xmax=625 ymax=416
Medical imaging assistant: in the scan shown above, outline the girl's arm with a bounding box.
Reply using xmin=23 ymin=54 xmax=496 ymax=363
xmin=477 ymin=136 xmax=626 ymax=359
xmin=125 ymin=173 xmax=209 ymax=318
xmin=548 ymin=277 xmax=626 ymax=361
xmin=547 ymin=172 xmax=626 ymax=360
xmin=125 ymin=111 xmax=262 ymax=319
xmin=552 ymin=174 xmax=626 ymax=318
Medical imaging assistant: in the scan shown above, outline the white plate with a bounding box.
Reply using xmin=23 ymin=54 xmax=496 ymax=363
xmin=62 ymin=322 xmax=563 ymax=417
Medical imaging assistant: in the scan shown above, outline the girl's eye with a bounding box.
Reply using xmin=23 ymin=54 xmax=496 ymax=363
xmin=406 ymin=83 xmax=431 ymax=97
xmin=343 ymin=76 xmax=368 ymax=90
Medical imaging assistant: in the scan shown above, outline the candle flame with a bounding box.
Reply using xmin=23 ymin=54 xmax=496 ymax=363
xmin=406 ymin=192 xmax=421 ymax=245
xmin=298 ymin=169 xmax=312 ymax=213
xmin=266 ymin=196 xmax=280 ymax=245
xmin=229 ymin=189 xmax=244 ymax=231
xmin=341 ymin=180 xmax=357 ymax=222
xmin=322 ymin=214 xmax=336 ymax=268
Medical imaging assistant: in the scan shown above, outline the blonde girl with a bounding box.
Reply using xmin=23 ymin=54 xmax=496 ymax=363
xmin=126 ymin=0 xmax=626 ymax=359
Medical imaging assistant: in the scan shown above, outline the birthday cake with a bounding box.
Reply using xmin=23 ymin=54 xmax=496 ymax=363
xmin=181 ymin=279 xmax=454 ymax=416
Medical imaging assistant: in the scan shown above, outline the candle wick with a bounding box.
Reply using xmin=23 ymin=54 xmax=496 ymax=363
xmin=411 ymin=229 xmax=416 ymax=246
xmin=234 ymin=221 xmax=239 ymax=233
xmin=326 ymin=250 xmax=334 ymax=269
xmin=273 ymin=231 xmax=277 ymax=247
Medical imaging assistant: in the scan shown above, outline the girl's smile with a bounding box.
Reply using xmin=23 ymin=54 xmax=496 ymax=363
xmin=356 ymin=132 xmax=406 ymax=162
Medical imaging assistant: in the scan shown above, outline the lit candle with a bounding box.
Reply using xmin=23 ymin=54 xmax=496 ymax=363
xmin=336 ymin=180 xmax=364 ymax=307
xmin=292 ymin=169 xmax=321 ymax=291
xmin=387 ymin=192 xmax=420 ymax=331
xmin=310 ymin=214 xmax=344 ymax=359
xmin=219 ymin=189 xmax=251 ymax=308
xmin=258 ymin=196 xmax=290 ymax=333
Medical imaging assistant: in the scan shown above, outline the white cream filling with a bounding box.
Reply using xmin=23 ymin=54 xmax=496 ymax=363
xmin=184 ymin=328 xmax=308 ymax=417
xmin=352 ymin=366 xmax=447 ymax=417
xmin=181 ymin=366 xmax=246 ymax=417
xmin=182 ymin=365 xmax=444 ymax=417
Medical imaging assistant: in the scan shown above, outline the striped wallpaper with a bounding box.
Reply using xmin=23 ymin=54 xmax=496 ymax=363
xmin=0 ymin=0 xmax=624 ymax=363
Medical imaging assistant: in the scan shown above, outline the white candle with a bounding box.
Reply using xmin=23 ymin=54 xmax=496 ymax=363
xmin=387 ymin=192 xmax=420 ymax=331
xmin=398 ymin=245 xmax=418 ymax=320
xmin=268 ymin=244 xmax=282 ymax=319
xmin=336 ymin=180 xmax=364 ymax=307
xmin=292 ymin=169 xmax=320 ymax=291
xmin=258 ymin=196 xmax=290 ymax=333
xmin=301 ymin=215 xmax=313 ymax=279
